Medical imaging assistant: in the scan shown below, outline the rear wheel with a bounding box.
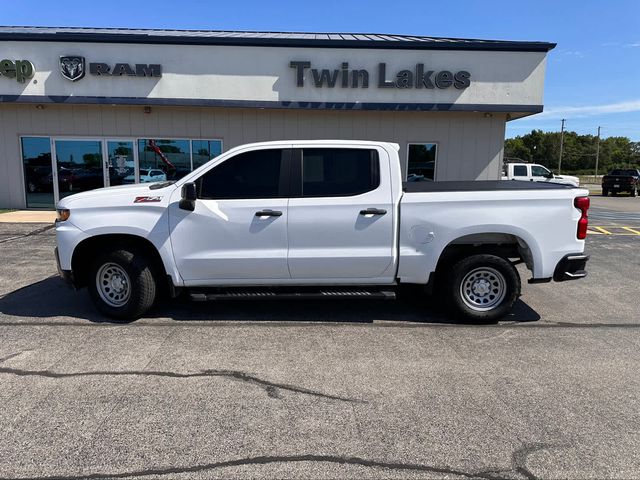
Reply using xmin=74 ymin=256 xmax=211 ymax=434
xmin=445 ymin=254 xmax=520 ymax=323
xmin=602 ymin=189 xmax=608 ymax=197
xmin=631 ymin=186 xmax=637 ymax=197
xmin=88 ymin=247 xmax=157 ymax=320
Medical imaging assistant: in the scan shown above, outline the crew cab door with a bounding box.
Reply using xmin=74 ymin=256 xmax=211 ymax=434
xmin=168 ymin=147 xmax=291 ymax=283
xmin=287 ymin=146 xmax=395 ymax=281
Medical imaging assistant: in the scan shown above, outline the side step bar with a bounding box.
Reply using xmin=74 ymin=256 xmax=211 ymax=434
xmin=190 ymin=288 xmax=396 ymax=302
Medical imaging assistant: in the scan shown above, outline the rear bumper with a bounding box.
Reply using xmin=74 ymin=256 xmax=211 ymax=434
xmin=553 ymin=253 xmax=589 ymax=282
xmin=54 ymin=247 xmax=75 ymax=288
xmin=602 ymin=182 xmax=635 ymax=191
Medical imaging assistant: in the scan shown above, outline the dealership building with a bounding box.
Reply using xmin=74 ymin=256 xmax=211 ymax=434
xmin=0 ymin=26 xmax=555 ymax=209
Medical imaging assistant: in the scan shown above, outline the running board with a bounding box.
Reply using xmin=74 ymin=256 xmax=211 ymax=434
xmin=189 ymin=288 xmax=397 ymax=302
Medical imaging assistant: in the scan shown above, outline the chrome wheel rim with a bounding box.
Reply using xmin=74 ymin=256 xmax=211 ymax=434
xmin=460 ymin=267 xmax=506 ymax=312
xmin=96 ymin=263 xmax=131 ymax=307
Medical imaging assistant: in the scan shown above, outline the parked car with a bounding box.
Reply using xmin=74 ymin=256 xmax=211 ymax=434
xmin=55 ymin=140 xmax=590 ymax=322
xmin=502 ymin=162 xmax=580 ymax=187
xmin=601 ymin=169 xmax=640 ymax=197
xmin=124 ymin=169 xmax=167 ymax=183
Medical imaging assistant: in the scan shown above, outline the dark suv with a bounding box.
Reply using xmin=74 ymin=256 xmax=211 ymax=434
xmin=602 ymin=169 xmax=640 ymax=197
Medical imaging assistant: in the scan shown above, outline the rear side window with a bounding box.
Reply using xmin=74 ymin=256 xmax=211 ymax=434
xmin=197 ymin=149 xmax=284 ymax=199
xmin=301 ymin=148 xmax=379 ymax=197
xmin=513 ymin=165 xmax=528 ymax=177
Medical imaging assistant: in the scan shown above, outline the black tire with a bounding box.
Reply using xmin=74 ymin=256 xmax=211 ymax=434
xmin=612 ymin=191 xmax=617 ymax=196
xmin=631 ymin=187 xmax=637 ymax=197
xmin=88 ymin=247 xmax=157 ymax=320
xmin=602 ymin=189 xmax=608 ymax=197
xmin=445 ymin=254 xmax=520 ymax=323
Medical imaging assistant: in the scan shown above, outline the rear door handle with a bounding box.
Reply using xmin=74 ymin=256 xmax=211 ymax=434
xmin=255 ymin=210 xmax=282 ymax=217
xmin=359 ymin=208 xmax=387 ymax=216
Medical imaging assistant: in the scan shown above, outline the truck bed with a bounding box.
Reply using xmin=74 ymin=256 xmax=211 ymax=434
xmin=403 ymin=180 xmax=574 ymax=193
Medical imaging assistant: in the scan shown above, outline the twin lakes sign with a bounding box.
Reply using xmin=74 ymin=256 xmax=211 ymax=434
xmin=59 ymin=55 xmax=162 ymax=82
xmin=1 ymin=55 xmax=468 ymax=96
xmin=290 ymin=61 xmax=471 ymax=90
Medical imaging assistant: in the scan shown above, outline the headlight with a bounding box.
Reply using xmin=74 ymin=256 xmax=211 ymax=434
xmin=56 ymin=208 xmax=70 ymax=222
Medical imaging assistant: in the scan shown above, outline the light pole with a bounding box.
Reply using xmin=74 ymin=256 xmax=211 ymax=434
xmin=558 ymin=119 xmax=566 ymax=174
xmin=594 ymin=126 xmax=601 ymax=182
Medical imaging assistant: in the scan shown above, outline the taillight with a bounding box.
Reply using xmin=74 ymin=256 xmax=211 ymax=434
xmin=574 ymin=196 xmax=590 ymax=239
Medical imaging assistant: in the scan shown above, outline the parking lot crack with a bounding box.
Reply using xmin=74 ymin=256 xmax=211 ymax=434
xmin=0 ymin=452 xmax=532 ymax=480
xmin=0 ymin=224 xmax=54 ymax=245
xmin=0 ymin=367 xmax=364 ymax=403
xmin=0 ymin=351 xmax=26 ymax=363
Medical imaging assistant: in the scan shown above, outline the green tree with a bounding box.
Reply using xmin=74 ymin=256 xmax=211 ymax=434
xmin=505 ymin=130 xmax=639 ymax=174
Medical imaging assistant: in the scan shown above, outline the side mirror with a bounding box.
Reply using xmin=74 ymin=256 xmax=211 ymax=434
xmin=179 ymin=182 xmax=197 ymax=211
xmin=546 ymin=171 xmax=555 ymax=179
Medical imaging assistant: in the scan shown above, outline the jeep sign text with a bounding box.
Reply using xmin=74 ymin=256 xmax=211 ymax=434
xmin=0 ymin=59 xmax=35 ymax=83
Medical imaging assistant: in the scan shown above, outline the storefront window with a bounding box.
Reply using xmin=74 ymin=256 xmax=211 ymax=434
xmin=22 ymin=137 xmax=54 ymax=208
xmin=138 ymin=139 xmax=191 ymax=181
xmin=407 ymin=143 xmax=438 ymax=181
xmin=192 ymin=140 xmax=222 ymax=169
xmin=21 ymin=136 xmax=223 ymax=208
xmin=55 ymin=140 xmax=104 ymax=199
xmin=107 ymin=141 xmax=136 ymax=185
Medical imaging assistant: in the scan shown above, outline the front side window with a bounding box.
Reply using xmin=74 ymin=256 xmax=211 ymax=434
xmin=197 ymin=149 xmax=284 ymax=199
xmin=407 ymin=143 xmax=437 ymax=181
xmin=513 ymin=165 xmax=528 ymax=177
xmin=301 ymin=148 xmax=379 ymax=197
xmin=531 ymin=165 xmax=551 ymax=177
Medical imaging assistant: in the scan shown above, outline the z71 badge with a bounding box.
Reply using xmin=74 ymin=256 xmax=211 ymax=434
xmin=134 ymin=196 xmax=162 ymax=203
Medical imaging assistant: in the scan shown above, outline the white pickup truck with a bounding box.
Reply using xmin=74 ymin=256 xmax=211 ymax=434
xmin=502 ymin=162 xmax=580 ymax=187
xmin=55 ymin=140 xmax=590 ymax=322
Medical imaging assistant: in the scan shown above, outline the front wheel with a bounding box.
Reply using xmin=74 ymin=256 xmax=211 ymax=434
xmin=445 ymin=254 xmax=521 ymax=323
xmin=602 ymin=189 xmax=608 ymax=197
xmin=88 ymin=247 xmax=157 ymax=320
xmin=631 ymin=187 xmax=637 ymax=197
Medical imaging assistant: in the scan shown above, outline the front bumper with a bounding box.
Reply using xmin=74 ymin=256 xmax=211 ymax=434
xmin=553 ymin=253 xmax=589 ymax=282
xmin=54 ymin=247 xmax=75 ymax=287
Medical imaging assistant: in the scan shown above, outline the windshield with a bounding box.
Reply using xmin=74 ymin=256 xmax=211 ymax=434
xmin=610 ymin=169 xmax=637 ymax=176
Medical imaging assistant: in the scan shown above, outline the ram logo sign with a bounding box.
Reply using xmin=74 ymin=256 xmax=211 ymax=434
xmin=59 ymin=55 xmax=162 ymax=81
xmin=59 ymin=56 xmax=85 ymax=82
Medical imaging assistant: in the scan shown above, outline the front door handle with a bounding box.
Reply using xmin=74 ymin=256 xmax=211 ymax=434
xmin=255 ymin=209 xmax=283 ymax=217
xmin=359 ymin=208 xmax=387 ymax=216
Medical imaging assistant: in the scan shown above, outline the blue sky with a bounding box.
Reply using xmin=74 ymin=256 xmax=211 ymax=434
xmin=4 ymin=0 xmax=639 ymax=140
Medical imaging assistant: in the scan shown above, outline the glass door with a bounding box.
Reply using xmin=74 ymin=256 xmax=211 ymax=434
xmin=54 ymin=139 xmax=105 ymax=199
xmin=105 ymin=140 xmax=137 ymax=186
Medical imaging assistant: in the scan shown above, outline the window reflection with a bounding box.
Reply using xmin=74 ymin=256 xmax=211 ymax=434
xmin=21 ymin=136 xmax=223 ymax=208
xmin=107 ymin=141 xmax=135 ymax=185
xmin=192 ymin=140 xmax=222 ymax=169
xmin=407 ymin=143 xmax=438 ymax=182
xmin=138 ymin=139 xmax=191 ymax=181
xmin=22 ymin=137 xmax=54 ymax=208
xmin=55 ymin=140 xmax=104 ymax=198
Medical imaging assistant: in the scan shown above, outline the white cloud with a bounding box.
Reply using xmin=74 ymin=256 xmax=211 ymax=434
xmin=520 ymin=99 xmax=640 ymax=120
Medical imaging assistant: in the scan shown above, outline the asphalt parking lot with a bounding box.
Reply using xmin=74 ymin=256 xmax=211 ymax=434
xmin=0 ymin=196 xmax=639 ymax=480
